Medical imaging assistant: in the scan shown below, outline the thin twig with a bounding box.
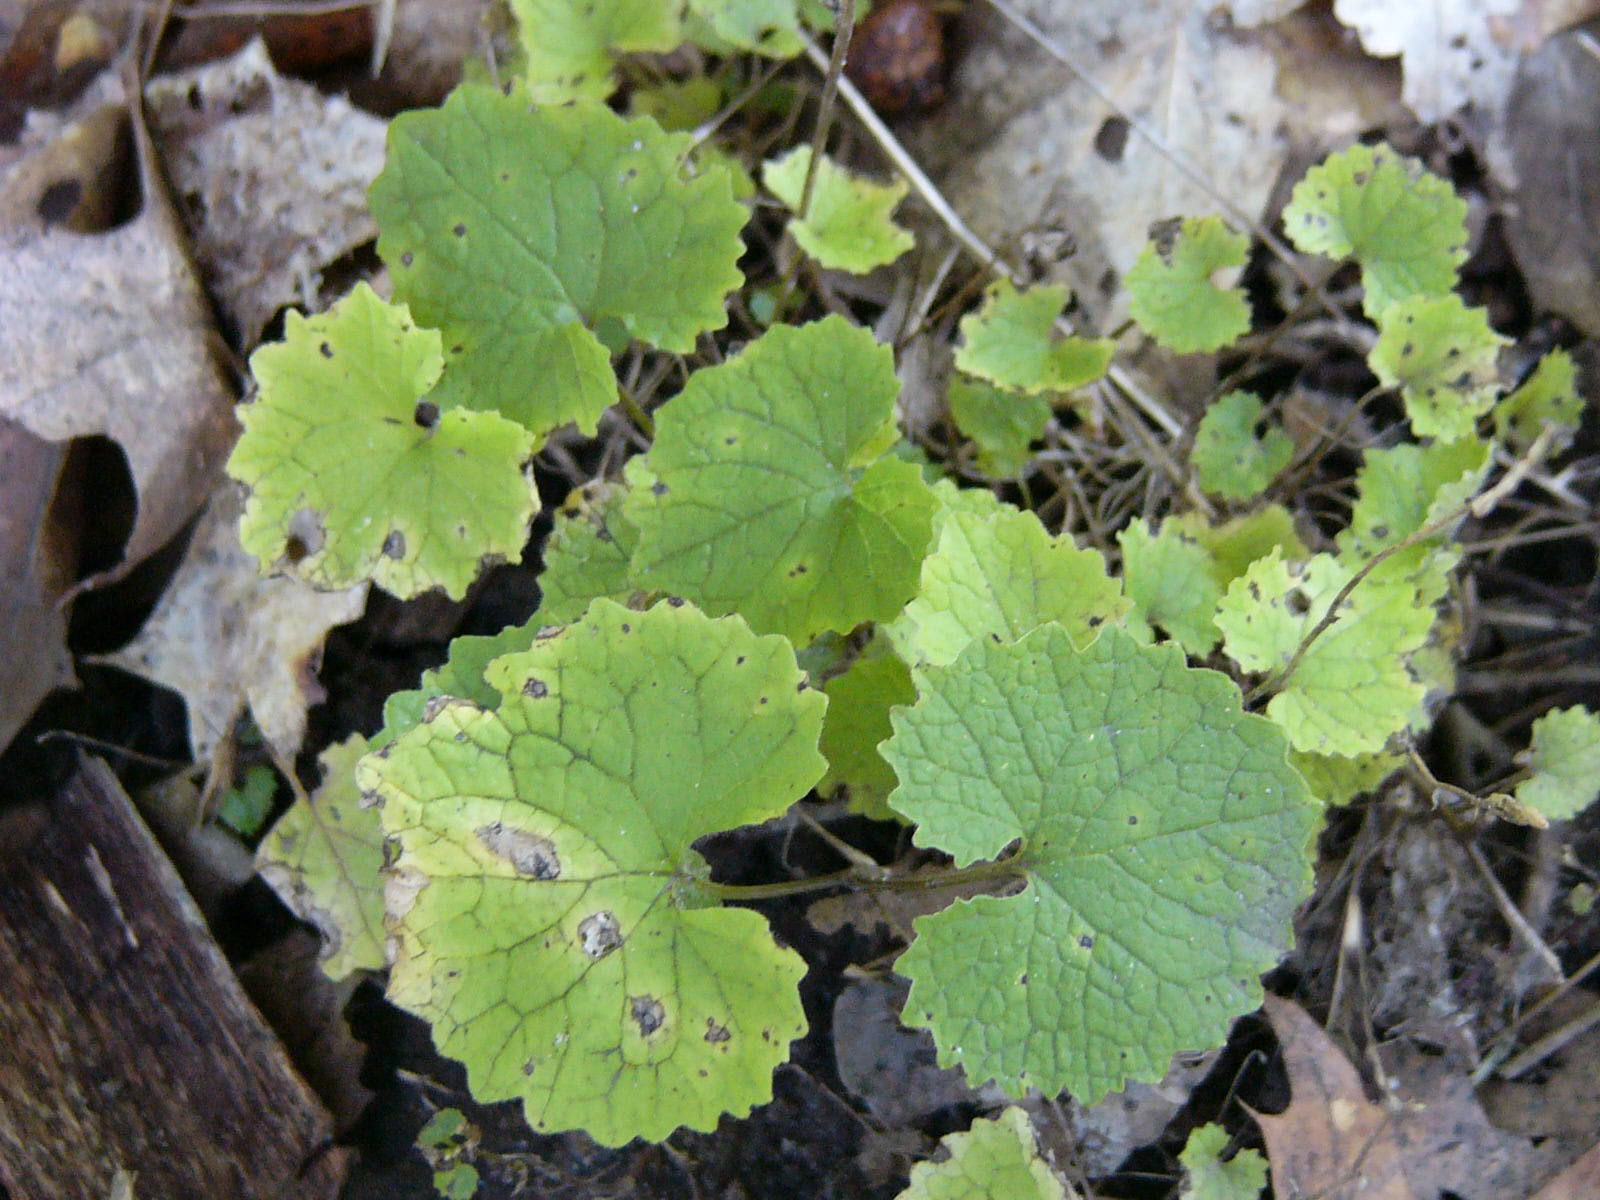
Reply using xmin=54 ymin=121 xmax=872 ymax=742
xmin=797 ymin=0 xmax=857 ymax=221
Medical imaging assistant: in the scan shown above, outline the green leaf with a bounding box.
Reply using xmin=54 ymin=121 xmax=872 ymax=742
xmin=626 ymin=317 xmax=938 ymax=643
xmin=433 ymin=1163 xmax=480 ymax=1200
xmin=358 ymin=599 xmax=824 ymax=1143
xmin=218 ymin=764 xmax=278 ymax=839
xmin=896 ymin=1107 xmax=1068 ymax=1200
xmin=1125 ymin=217 xmax=1251 ymax=354
xmin=229 ymin=284 xmax=538 ymax=600
xmin=1216 ymin=551 xmax=1434 ymax=755
xmin=884 ymin=625 xmax=1317 ymax=1101
xmin=1179 ymin=1124 xmax=1267 ymax=1200
xmin=1516 ymin=707 xmax=1600 ymax=821
xmin=511 ymin=0 xmax=681 ymax=102
xmin=257 ymin=735 xmax=387 ymax=979
xmin=947 ymin=375 xmax=1052 ymax=478
xmin=375 ymin=618 xmax=546 ymax=749
xmin=888 ymin=501 xmax=1128 ymax=673
xmin=1282 ymin=142 xmax=1468 ymax=318
xmin=1496 ymin=349 xmax=1582 ymax=452
xmin=1288 ymin=749 xmax=1401 ymax=807
xmin=690 ymin=0 xmax=803 ymax=54
xmin=371 ymin=87 xmax=745 ymax=438
xmin=955 ymin=279 xmax=1114 ymax=396
xmin=1368 ymin=295 xmax=1506 ymax=440
xmin=1119 ymin=515 xmax=1222 ymax=655
xmin=764 ymin=144 xmax=913 ymax=273
xmin=417 ymin=1107 xmax=468 ymax=1149
xmin=1192 ymin=391 xmax=1295 ymax=501
xmin=538 ymin=473 xmax=647 ymax=624
xmin=629 ymin=76 xmax=724 ymax=131
xmin=818 ymin=634 xmax=916 ymax=820
xmin=1119 ymin=509 xmax=1308 ymax=659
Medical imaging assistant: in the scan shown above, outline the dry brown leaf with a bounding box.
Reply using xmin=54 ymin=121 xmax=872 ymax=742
xmin=1332 ymin=0 xmax=1525 ymax=123
xmin=1528 ymin=1141 xmax=1600 ymax=1200
xmin=911 ymin=2 xmax=1291 ymax=327
xmin=0 ymin=74 xmax=237 ymax=579
xmin=145 ymin=39 xmax=388 ymax=347
xmin=1259 ymin=997 xmax=1563 ymax=1200
xmin=104 ymin=485 xmax=366 ymax=761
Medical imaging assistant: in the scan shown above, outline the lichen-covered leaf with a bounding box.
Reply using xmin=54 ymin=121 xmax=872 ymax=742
xmin=357 ymin=599 xmax=824 ymax=1143
xmin=897 ymin=1107 xmax=1069 ymax=1200
xmin=1191 ymin=391 xmax=1294 ymax=501
xmin=955 ymin=279 xmax=1114 ymax=396
xmin=883 ymin=625 xmax=1317 ymax=1101
xmin=1125 ymin=217 xmax=1251 ymax=354
xmin=228 ymin=284 xmax=538 ymax=600
xmin=626 ymin=317 xmax=937 ymax=643
xmin=1368 ymin=294 xmax=1506 ymax=441
xmin=1516 ymin=706 xmax=1600 ymax=821
xmin=889 ymin=501 xmax=1127 ymax=672
xmin=371 ymin=88 xmax=744 ymax=437
xmin=764 ymin=145 xmax=913 ymax=273
xmin=258 ymin=735 xmax=387 ymax=979
xmin=1282 ymin=142 xmax=1467 ymax=318
xmin=1217 ymin=551 xmax=1434 ymax=755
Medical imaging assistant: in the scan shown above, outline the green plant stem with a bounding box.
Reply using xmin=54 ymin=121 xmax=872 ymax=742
xmin=1244 ymin=426 xmax=1556 ymax=706
xmin=618 ymin=383 xmax=656 ymax=440
xmin=700 ymin=854 xmax=1026 ymax=903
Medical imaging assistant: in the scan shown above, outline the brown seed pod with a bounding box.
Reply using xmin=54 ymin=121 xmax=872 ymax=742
xmin=845 ymin=0 xmax=947 ymax=116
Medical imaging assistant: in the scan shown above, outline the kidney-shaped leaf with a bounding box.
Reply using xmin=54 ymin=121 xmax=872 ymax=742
xmin=371 ymin=87 xmax=745 ymax=437
xmin=882 ymin=625 xmax=1318 ymax=1103
xmin=626 ymin=316 xmax=937 ymax=644
xmin=357 ymin=599 xmax=824 ymax=1144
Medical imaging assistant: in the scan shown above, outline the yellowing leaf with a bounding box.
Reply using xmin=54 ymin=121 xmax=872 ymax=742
xmin=955 ymin=279 xmax=1114 ymax=396
xmin=1516 ymin=706 xmax=1600 ymax=821
xmin=897 ymin=1107 xmax=1071 ymax=1200
xmin=1369 ymin=294 xmax=1506 ymax=440
xmin=764 ymin=144 xmax=913 ymax=273
xmin=1496 ymin=349 xmax=1582 ymax=452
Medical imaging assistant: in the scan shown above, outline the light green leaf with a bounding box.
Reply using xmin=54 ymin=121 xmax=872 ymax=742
xmin=692 ymin=0 xmax=803 ymax=56
xmin=433 ymin=1163 xmax=480 ymax=1200
xmin=1125 ymin=217 xmax=1251 ymax=354
xmin=229 ymin=284 xmax=538 ymax=600
xmin=1337 ymin=437 xmax=1488 ymax=600
xmin=889 ymin=502 xmax=1127 ymax=672
xmin=1369 ymin=295 xmax=1506 ymax=440
xmin=358 ymin=599 xmax=824 ymax=1144
xmin=629 ymin=76 xmax=724 ymax=131
xmin=1192 ymin=391 xmax=1295 ymax=501
xmin=1282 ymin=142 xmax=1468 ymax=318
xmin=538 ymin=473 xmax=647 ymax=624
xmin=1288 ymin=749 xmax=1402 ymax=807
xmin=1516 ymin=706 xmax=1600 ymax=821
xmin=884 ymin=625 xmax=1316 ymax=1101
xmin=818 ymin=634 xmax=916 ymax=821
xmin=1119 ymin=509 xmax=1308 ymax=659
xmin=1179 ymin=1124 xmax=1267 ymax=1200
xmin=955 ymin=279 xmax=1115 ymax=396
xmin=764 ymin=144 xmax=913 ymax=273
xmin=896 ymin=1107 xmax=1068 ymax=1200
xmin=626 ymin=317 xmax=938 ymax=643
xmin=375 ymin=618 xmax=546 ymax=749
xmin=511 ymin=0 xmax=681 ymax=102
xmin=1496 ymin=349 xmax=1582 ymax=452
xmin=1216 ymin=551 xmax=1434 ymax=755
xmin=1119 ymin=515 xmax=1221 ymax=655
xmin=257 ymin=735 xmax=387 ymax=979
xmin=947 ymin=375 xmax=1053 ymax=478
xmin=371 ymin=87 xmax=744 ymax=438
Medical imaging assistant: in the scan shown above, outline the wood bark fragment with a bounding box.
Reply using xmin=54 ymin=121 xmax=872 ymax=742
xmin=0 ymin=756 xmax=344 ymax=1200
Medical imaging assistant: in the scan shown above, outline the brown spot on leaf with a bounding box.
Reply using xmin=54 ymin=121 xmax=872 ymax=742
xmin=705 ymin=1019 xmax=730 ymax=1043
xmin=413 ymin=401 xmax=439 ymax=428
xmin=476 ymin=823 xmax=561 ymax=879
xmin=578 ymin=911 xmax=623 ymax=959
xmin=631 ymin=995 xmax=666 ymax=1037
xmin=382 ymin=530 xmax=405 ymax=559
xmin=523 ymin=677 xmax=548 ymax=698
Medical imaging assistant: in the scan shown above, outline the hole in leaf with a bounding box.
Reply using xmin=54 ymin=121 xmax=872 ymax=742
xmin=381 ymin=530 xmax=405 ymax=559
xmin=631 ymin=995 xmax=666 ymax=1037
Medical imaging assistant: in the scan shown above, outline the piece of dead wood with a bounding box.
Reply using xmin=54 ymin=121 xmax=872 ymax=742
xmin=0 ymin=756 xmax=344 ymax=1199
